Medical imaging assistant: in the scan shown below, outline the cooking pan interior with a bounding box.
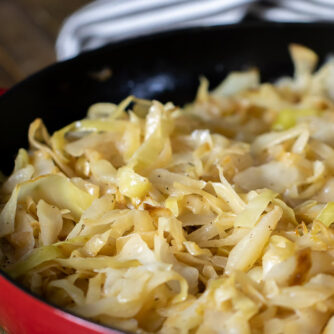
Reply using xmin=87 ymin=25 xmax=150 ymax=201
xmin=0 ymin=23 xmax=333 ymax=174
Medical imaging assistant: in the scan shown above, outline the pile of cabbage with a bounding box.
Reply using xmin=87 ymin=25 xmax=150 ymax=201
xmin=2 ymin=44 xmax=334 ymax=333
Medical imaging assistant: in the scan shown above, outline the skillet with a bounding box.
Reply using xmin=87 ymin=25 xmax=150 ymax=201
xmin=0 ymin=22 xmax=334 ymax=334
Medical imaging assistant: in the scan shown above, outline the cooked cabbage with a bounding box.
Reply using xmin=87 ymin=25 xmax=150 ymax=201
xmin=2 ymin=44 xmax=334 ymax=333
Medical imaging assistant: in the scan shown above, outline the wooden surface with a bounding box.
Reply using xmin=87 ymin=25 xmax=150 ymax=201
xmin=0 ymin=0 xmax=92 ymax=88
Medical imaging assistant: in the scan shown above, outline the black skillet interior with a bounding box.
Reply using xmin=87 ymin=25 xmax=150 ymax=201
xmin=1 ymin=23 xmax=334 ymax=174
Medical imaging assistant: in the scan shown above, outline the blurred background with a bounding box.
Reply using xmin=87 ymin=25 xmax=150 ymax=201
xmin=0 ymin=0 xmax=90 ymax=87
xmin=1 ymin=0 xmax=333 ymax=88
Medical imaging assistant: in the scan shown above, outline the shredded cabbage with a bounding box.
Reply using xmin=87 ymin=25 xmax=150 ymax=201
xmin=316 ymin=202 xmax=334 ymax=227
xmin=3 ymin=44 xmax=334 ymax=333
xmin=272 ymin=108 xmax=320 ymax=131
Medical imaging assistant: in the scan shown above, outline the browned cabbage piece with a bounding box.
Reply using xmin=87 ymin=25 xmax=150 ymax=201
xmin=3 ymin=45 xmax=334 ymax=333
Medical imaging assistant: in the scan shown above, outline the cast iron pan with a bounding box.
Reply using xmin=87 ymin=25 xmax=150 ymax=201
xmin=0 ymin=22 xmax=334 ymax=333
